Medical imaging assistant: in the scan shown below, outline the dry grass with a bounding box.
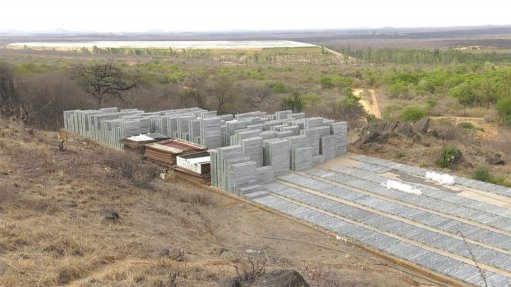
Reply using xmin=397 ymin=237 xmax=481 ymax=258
xmin=0 ymin=120 xmax=429 ymax=286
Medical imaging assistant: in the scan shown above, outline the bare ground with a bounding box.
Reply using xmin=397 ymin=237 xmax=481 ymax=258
xmin=0 ymin=120 xmax=433 ymax=286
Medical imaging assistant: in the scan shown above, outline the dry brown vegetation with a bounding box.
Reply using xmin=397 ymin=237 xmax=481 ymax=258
xmin=0 ymin=119 xmax=431 ymax=286
xmin=350 ymin=116 xmax=511 ymax=183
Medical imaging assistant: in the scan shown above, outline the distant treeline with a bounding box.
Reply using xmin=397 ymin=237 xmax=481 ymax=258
xmin=336 ymin=46 xmax=511 ymax=64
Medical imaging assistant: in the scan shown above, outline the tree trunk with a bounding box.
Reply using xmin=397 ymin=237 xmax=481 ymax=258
xmin=97 ymin=96 xmax=103 ymax=109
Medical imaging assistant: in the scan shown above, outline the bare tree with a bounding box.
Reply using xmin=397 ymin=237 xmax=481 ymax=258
xmin=243 ymin=85 xmax=275 ymax=110
xmin=207 ymin=75 xmax=238 ymax=113
xmin=182 ymin=70 xmax=208 ymax=108
xmin=76 ymin=63 xmax=138 ymax=108
xmin=0 ymin=63 xmax=21 ymax=117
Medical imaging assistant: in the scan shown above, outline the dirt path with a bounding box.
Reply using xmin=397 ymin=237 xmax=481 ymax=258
xmin=353 ymin=88 xmax=381 ymax=118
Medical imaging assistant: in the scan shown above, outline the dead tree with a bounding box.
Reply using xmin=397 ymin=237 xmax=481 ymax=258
xmin=76 ymin=63 xmax=138 ymax=108
xmin=182 ymin=71 xmax=208 ymax=108
xmin=207 ymin=75 xmax=238 ymax=113
xmin=244 ymin=86 xmax=275 ymax=110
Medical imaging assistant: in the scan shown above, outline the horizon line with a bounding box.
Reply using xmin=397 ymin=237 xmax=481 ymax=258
xmin=2 ymin=24 xmax=511 ymax=35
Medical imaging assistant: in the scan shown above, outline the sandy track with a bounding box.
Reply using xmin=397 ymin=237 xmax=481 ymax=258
xmin=353 ymin=88 xmax=381 ymax=118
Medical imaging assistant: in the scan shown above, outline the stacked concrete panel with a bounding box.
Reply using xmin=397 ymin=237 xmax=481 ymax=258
xmin=291 ymin=147 xmax=313 ymax=171
xmin=241 ymin=137 xmax=264 ymax=167
xmin=210 ymin=145 xmax=243 ymax=190
xmin=330 ymin=121 xmax=348 ymax=155
xmin=320 ymin=135 xmax=337 ymax=161
xmin=302 ymin=128 xmax=321 ymax=156
xmin=312 ymin=155 xmax=326 ymax=165
xmin=201 ymin=117 xmax=222 ymax=148
xmin=65 ymin=108 xmax=349 ymax=193
xmin=190 ymin=119 xmax=201 ymax=143
xmin=64 ymin=107 xmax=226 ymax=150
xmin=230 ymin=129 xmax=261 ymax=145
xmin=263 ymin=139 xmax=290 ymax=177
xmin=227 ymin=161 xmax=257 ymax=194
xmin=304 ymin=117 xmax=323 ymax=129
xmin=275 ymin=110 xmax=292 ymax=120
xmin=256 ymin=166 xmax=274 ymax=185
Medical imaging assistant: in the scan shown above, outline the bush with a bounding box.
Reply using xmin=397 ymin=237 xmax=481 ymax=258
xmin=320 ymin=77 xmax=334 ymax=89
xmin=472 ymin=167 xmax=511 ymax=187
xmin=496 ymin=96 xmax=511 ymax=126
xmin=266 ymin=81 xmax=286 ymax=94
xmin=400 ymin=106 xmax=427 ymax=122
xmin=457 ymin=122 xmax=475 ymax=129
xmin=435 ymin=146 xmax=463 ymax=168
xmin=457 ymin=121 xmax=484 ymax=131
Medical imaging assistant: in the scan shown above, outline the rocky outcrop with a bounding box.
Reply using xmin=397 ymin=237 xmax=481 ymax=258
xmin=354 ymin=118 xmax=430 ymax=147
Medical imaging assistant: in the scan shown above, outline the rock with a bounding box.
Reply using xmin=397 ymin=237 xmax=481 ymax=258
xmin=487 ymin=154 xmax=506 ymax=165
xmin=395 ymin=122 xmax=414 ymax=138
xmin=159 ymin=247 xmax=184 ymax=261
xmin=382 ymin=121 xmax=398 ymax=134
xmin=353 ymin=130 xmax=389 ymax=147
xmin=253 ymin=270 xmax=309 ymax=287
xmin=413 ymin=118 xmax=430 ymax=134
xmin=220 ymin=277 xmax=241 ymax=287
xmin=100 ymin=208 xmax=120 ymax=222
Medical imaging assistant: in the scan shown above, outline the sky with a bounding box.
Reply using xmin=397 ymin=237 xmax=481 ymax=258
xmin=2 ymin=0 xmax=511 ymax=32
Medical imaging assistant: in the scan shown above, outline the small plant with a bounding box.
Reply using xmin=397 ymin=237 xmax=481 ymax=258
xmin=458 ymin=121 xmax=475 ymax=129
xmin=472 ymin=167 xmax=493 ymax=182
xmin=234 ymin=257 xmax=266 ymax=283
xmin=458 ymin=121 xmax=484 ymax=131
xmin=472 ymin=167 xmax=511 ymax=187
xmin=280 ymin=93 xmax=305 ymax=112
xmin=496 ymin=96 xmax=511 ymax=126
xmin=426 ymin=99 xmax=437 ymax=108
xmin=399 ymin=106 xmax=427 ymax=122
xmin=435 ymin=146 xmax=463 ymax=168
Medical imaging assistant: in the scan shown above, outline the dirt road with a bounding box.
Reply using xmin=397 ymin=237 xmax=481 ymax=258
xmin=353 ymin=88 xmax=381 ymax=118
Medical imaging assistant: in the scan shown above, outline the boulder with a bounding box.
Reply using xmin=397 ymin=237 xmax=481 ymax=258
xmin=487 ymin=154 xmax=506 ymax=165
xmin=353 ymin=130 xmax=389 ymax=147
xmin=382 ymin=121 xmax=398 ymax=134
xmin=413 ymin=118 xmax=430 ymax=134
xmin=395 ymin=122 xmax=414 ymax=138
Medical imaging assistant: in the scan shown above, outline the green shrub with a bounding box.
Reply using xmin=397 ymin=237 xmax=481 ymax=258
xmin=457 ymin=121 xmax=484 ymax=131
xmin=458 ymin=122 xmax=475 ymax=129
xmin=435 ymin=146 xmax=463 ymax=168
xmin=266 ymin=81 xmax=287 ymax=94
xmin=426 ymin=99 xmax=437 ymax=108
xmin=496 ymin=96 xmax=511 ymax=126
xmin=472 ymin=167 xmax=511 ymax=187
xmin=320 ymin=76 xmax=334 ymax=89
xmin=400 ymin=106 xmax=427 ymax=122
xmin=472 ymin=167 xmax=493 ymax=182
